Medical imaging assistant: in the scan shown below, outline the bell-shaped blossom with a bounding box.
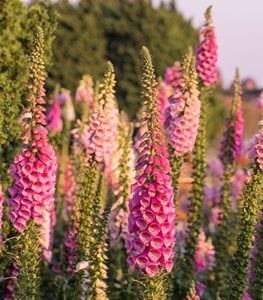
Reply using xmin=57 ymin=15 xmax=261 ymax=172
xmin=76 ymin=75 xmax=94 ymax=108
xmin=127 ymin=47 xmax=175 ymax=277
xmin=46 ymin=99 xmax=63 ymax=133
xmin=248 ymin=120 xmax=263 ymax=169
xmin=0 ymin=184 xmax=3 ymax=250
xmin=165 ymin=50 xmax=200 ymax=156
xmin=194 ymin=230 xmax=215 ymax=273
xmin=7 ymin=125 xmax=57 ymax=235
xmin=195 ymin=6 xmax=218 ymax=86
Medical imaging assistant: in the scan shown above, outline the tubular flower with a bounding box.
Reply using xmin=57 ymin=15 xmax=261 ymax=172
xmin=0 ymin=183 xmax=3 ymax=250
xmin=195 ymin=6 xmax=218 ymax=86
xmin=76 ymin=75 xmax=94 ymax=108
xmin=248 ymin=120 xmax=263 ymax=170
xmin=194 ymin=230 xmax=215 ymax=273
xmin=46 ymin=99 xmax=63 ymax=133
xmin=127 ymin=47 xmax=176 ymax=278
xmin=165 ymin=49 xmax=201 ymax=156
xmin=77 ymin=62 xmax=119 ymax=170
xmin=7 ymin=27 xmax=57 ymax=241
xmin=220 ymin=70 xmax=244 ymax=164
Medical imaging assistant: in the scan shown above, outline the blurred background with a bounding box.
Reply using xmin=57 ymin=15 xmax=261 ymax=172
xmin=20 ymin=0 xmax=263 ymax=144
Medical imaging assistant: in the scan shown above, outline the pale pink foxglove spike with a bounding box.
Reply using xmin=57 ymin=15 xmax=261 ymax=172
xmin=76 ymin=75 xmax=94 ymax=108
xmin=194 ymin=230 xmax=215 ymax=273
xmin=76 ymin=63 xmax=119 ymax=172
xmin=195 ymin=6 xmax=218 ymax=86
xmin=165 ymin=50 xmax=201 ymax=156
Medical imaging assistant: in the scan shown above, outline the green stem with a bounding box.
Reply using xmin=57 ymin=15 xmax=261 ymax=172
xmin=73 ymin=160 xmax=99 ymax=298
xmin=249 ymin=211 xmax=263 ymax=299
xmin=14 ymin=221 xmax=40 ymax=300
xmin=138 ymin=273 xmax=167 ymax=300
xmin=225 ymin=166 xmax=262 ymax=299
xmin=213 ymin=163 xmax=234 ymax=296
xmin=168 ymin=145 xmax=184 ymax=203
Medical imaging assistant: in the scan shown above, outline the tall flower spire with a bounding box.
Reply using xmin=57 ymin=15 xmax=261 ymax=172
xmin=225 ymin=119 xmax=263 ymax=299
xmin=214 ymin=69 xmax=244 ymax=296
xmin=219 ymin=69 xmax=244 ymax=164
xmin=196 ymin=6 xmax=218 ymax=86
xmin=127 ymin=47 xmax=175 ymax=280
xmin=7 ymin=26 xmax=57 ymax=234
xmin=6 ymin=27 xmax=57 ymax=298
xmin=165 ymin=48 xmax=200 ymax=157
xmin=78 ymin=62 xmax=119 ymax=172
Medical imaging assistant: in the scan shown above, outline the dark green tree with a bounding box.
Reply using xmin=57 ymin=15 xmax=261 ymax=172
xmin=0 ymin=0 xmax=27 ymax=188
xmin=48 ymin=0 xmax=198 ymax=119
xmin=48 ymin=0 xmax=106 ymax=91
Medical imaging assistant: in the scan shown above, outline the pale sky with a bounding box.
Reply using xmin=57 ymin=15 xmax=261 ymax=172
xmin=171 ymin=0 xmax=263 ymax=88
